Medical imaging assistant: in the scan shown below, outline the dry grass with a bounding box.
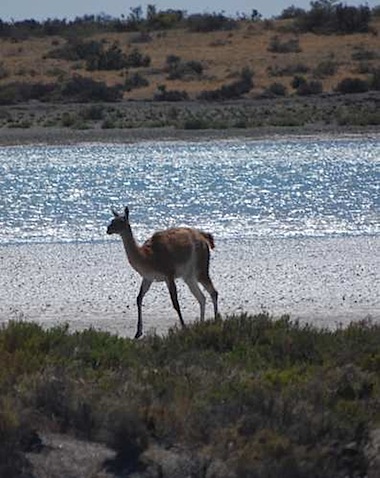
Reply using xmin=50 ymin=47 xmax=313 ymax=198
xmin=0 ymin=17 xmax=379 ymax=100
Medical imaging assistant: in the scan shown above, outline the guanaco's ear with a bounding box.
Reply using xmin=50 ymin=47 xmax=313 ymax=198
xmin=111 ymin=208 xmax=119 ymax=217
xmin=124 ymin=206 xmax=130 ymax=221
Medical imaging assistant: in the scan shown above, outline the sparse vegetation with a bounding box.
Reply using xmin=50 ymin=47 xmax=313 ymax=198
xmin=165 ymin=55 xmax=203 ymax=80
xmin=198 ymin=67 xmax=254 ymax=100
xmin=0 ymin=315 xmax=379 ymax=477
xmin=268 ymin=35 xmax=301 ymax=54
xmin=292 ymin=76 xmax=323 ymax=95
xmin=153 ymin=84 xmax=189 ymax=101
xmin=0 ymin=2 xmax=379 ymax=127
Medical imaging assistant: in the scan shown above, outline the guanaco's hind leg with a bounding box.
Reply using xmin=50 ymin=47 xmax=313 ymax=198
xmin=196 ymin=241 xmax=218 ymax=319
xmin=185 ymin=278 xmax=206 ymax=320
xmin=200 ymin=276 xmax=218 ymax=319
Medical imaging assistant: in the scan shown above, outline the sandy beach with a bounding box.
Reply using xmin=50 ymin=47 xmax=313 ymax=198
xmin=0 ymin=236 xmax=378 ymax=338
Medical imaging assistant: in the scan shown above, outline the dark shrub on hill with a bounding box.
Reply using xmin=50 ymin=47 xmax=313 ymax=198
xmin=146 ymin=5 xmax=185 ymax=30
xmin=186 ymin=13 xmax=238 ymax=32
xmin=296 ymin=2 xmax=371 ymax=34
xmin=59 ymin=76 xmax=123 ymax=102
xmin=124 ymin=48 xmax=151 ymax=68
xmin=369 ymin=68 xmax=380 ymax=90
xmin=124 ymin=72 xmax=149 ymax=91
xmin=86 ymin=42 xmax=128 ymax=71
xmin=198 ymin=67 xmax=253 ymax=100
xmin=47 ymin=39 xmax=103 ymax=61
xmin=165 ymin=55 xmax=203 ymax=80
xmin=279 ymin=6 xmax=306 ymax=19
xmin=292 ymin=76 xmax=323 ymax=95
xmin=313 ymin=59 xmax=338 ymax=78
xmin=154 ymin=85 xmax=189 ymax=101
xmin=335 ymin=77 xmax=369 ymax=93
xmin=0 ymin=82 xmax=55 ymax=104
xmin=268 ymin=35 xmax=301 ymax=53
xmin=48 ymin=39 xmax=150 ymax=71
xmin=266 ymin=82 xmax=288 ymax=96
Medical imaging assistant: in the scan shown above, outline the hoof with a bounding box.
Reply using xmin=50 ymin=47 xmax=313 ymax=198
xmin=134 ymin=331 xmax=143 ymax=339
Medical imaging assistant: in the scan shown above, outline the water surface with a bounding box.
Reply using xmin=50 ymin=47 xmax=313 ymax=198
xmin=0 ymin=137 xmax=378 ymax=244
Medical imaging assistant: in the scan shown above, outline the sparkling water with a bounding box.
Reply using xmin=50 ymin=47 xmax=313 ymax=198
xmin=0 ymin=137 xmax=379 ymax=245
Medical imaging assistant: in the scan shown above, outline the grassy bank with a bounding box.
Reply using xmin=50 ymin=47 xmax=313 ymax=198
xmin=1 ymin=314 xmax=379 ymax=477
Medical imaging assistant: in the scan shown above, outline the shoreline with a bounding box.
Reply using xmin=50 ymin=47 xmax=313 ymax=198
xmin=1 ymin=94 xmax=379 ymax=146
xmin=0 ymin=124 xmax=379 ymax=146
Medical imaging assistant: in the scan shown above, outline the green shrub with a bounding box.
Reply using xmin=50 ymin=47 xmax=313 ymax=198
xmin=0 ymin=316 xmax=379 ymax=477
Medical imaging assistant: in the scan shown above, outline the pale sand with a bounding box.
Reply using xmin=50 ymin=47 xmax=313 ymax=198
xmin=0 ymin=236 xmax=379 ymax=338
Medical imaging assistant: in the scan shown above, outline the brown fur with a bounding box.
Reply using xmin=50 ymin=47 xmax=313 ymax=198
xmin=107 ymin=207 xmax=218 ymax=338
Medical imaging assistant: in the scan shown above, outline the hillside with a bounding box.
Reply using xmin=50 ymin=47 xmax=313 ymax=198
xmin=0 ymin=5 xmax=379 ymax=133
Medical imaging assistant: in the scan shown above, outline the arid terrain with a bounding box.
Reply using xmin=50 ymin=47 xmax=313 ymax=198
xmin=0 ymin=7 xmax=379 ymax=137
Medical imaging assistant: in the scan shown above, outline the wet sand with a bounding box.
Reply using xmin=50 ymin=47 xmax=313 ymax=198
xmin=0 ymin=236 xmax=378 ymax=338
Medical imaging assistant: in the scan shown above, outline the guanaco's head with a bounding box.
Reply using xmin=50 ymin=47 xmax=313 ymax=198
xmin=107 ymin=206 xmax=130 ymax=235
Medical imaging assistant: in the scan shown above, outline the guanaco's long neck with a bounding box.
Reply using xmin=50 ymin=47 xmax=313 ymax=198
xmin=120 ymin=223 xmax=144 ymax=269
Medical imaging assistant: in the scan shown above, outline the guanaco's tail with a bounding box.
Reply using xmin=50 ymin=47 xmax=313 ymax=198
xmin=200 ymin=231 xmax=215 ymax=249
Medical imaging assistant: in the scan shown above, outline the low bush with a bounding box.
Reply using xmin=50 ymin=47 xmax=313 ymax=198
xmin=295 ymin=2 xmax=372 ymax=34
xmin=313 ymin=59 xmax=338 ymax=78
xmin=153 ymin=84 xmax=189 ymax=101
xmin=292 ymin=76 xmax=323 ymax=95
xmin=369 ymin=68 xmax=380 ymax=90
xmin=268 ymin=63 xmax=309 ymax=77
xmin=0 ymin=62 xmax=8 ymax=80
xmin=186 ymin=13 xmax=238 ymax=32
xmin=198 ymin=67 xmax=253 ymax=101
xmin=0 ymin=82 xmax=55 ymax=104
xmin=165 ymin=55 xmax=203 ymax=80
xmin=265 ymin=82 xmax=288 ymax=96
xmin=124 ymin=48 xmax=151 ymax=68
xmin=351 ymin=47 xmax=378 ymax=62
xmin=47 ymin=39 xmax=150 ymax=71
xmin=124 ymin=72 xmax=149 ymax=91
xmin=0 ymin=315 xmax=379 ymax=477
xmin=59 ymin=76 xmax=123 ymax=102
xmin=268 ymin=35 xmax=301 ymax=54
xmin=335 ymin=77 xmax=369 ymax=94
